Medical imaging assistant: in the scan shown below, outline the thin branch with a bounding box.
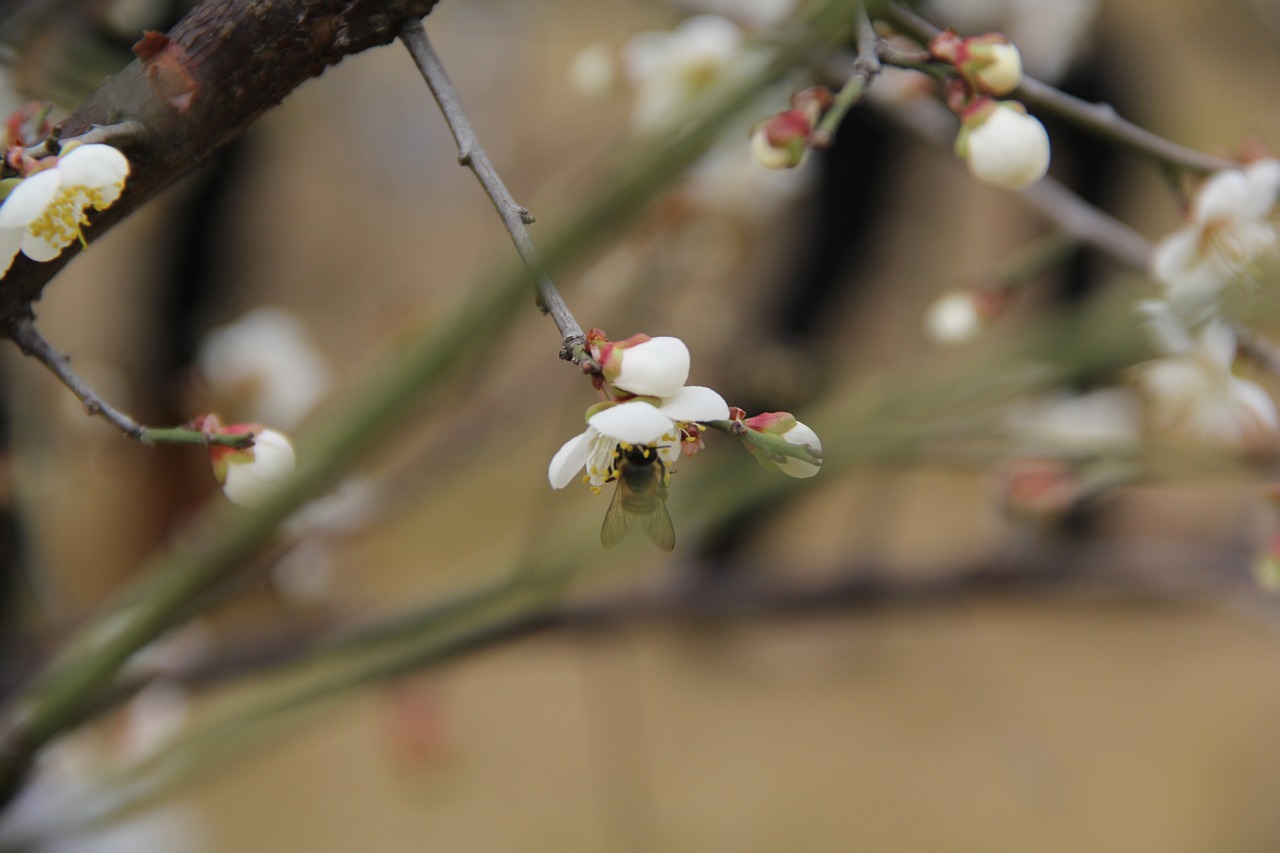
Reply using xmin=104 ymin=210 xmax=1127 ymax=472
xmin=7 ymin=321 xmax=252 ymax=448
xmin=811 ymin=4 xmax=881 ymax=148
xmin=886 ymin=101 xmax=1154 ymax=271
xmin=398 ymin=20 xmax=587 ymax=357
xmin=22 ymin=120 xmax=148 ymax=161
xmin=875 ymin=1 xmax=1238 ymax=175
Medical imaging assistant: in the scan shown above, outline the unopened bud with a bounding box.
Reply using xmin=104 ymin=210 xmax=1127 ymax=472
xmin=955 ymin=99 xmax=1050 ymax=188
xmin=930 ymin=31 xmax=1023 ymax=96
xmin=751 ymin=109 xmax=812 ymax=169
xmin=208 ymin=424 xmax=297 ymax=508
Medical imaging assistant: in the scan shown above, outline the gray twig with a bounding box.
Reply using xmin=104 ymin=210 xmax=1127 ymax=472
xmin=812 ymin=3 xmax=882 ymax=148
xmin=9 ymin=320 xmax=146 ymax=440
xmin=6 ymin=321 xmax=253 ymax=448
xmin=398 ymin=20 xmax=586 ymax=357
xmin=876 ymin=1 xmax=1237 ymax=175
xmin=23 ymin=120 xmax=147 ymax=160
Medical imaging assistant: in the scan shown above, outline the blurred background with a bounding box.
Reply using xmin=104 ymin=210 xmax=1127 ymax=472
xmin=3 ymin=0 xmax=1280 ymax=850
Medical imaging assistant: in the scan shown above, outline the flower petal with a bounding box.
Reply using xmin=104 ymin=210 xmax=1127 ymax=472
xmin=548 ymin=429 xmax=593 ymax=489
xmin=1135 ymin=299 xmax=1194 ymax=356
xmin=1194 ymin=169 xmax=1249 ymax=223
xmin=610 ymin=336 xmax=691 ymax=397
xmin=0 ymin=169 xmax=60 ymax=229
xmin=1200 ymin=319 xmax=1237 ymax=369
xmin=589 ymin=400 xmax=675 ymax=444
xmin=656 ymin=385 xmax=730 ymax=422
xmin=1231 ymin=376 xmax=1279 ymax=432
xmin=58 ymin=143 xmax=130 ymax=191
xmin=1240 ymin=158 xmax=1280 ymax=219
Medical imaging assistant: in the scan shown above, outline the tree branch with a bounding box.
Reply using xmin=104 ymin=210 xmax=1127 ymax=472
xmin=397 ymin=20 xmax=586 ymax=357
xmin=0 ymin=0 xmax=442 ymax=331
xmin=874 ymin=0 xmax=1238 ymax=175
xmin=9 ymin=320 xmax=253 ymax=448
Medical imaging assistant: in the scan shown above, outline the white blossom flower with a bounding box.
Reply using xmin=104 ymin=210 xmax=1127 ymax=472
xmin=1005 ymin=387 xmax=1142 ymax=456
xmin=955 ymin=100 xmax=1050 ymax=189
xmin=0 ymin=143 xmax=129 ymax=276
xmin=197 ymin=307 xmax=331 ymax=429
xmin=213 ymin=428 xmax=297 ymax=508
xmin=622 ymin=15 xmax=750 ymax=133
xmin=549 ymin=386 xmax=729 ymax=489
xmin=567 ymin=44 xmax=617 ymax=98
xmin=924 ymin=290 xmax=984 ymax=344
xmin=1136 ymin=304 xmax=1277 ymax=442
xmin=1150 ymin=158 xmax=1280 ymax=313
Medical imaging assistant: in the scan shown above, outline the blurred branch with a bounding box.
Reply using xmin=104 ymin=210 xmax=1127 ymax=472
xmin=873 ymin=1 xmax=1238 ymax=175
xmin=0 ymin=0 xmax=862 ymax=809
xmin=397 ymin=21 xmax=588 ymax=360
xmin=13 ymin=535 xmax=1271 ymax=844
xmin=8 ymin=320 xmax=251 ymax=447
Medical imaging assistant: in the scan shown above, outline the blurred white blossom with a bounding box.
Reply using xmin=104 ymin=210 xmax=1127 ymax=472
xmin=197 ymin=307 xmax=331 ymax=429
xmin=1151 ymin=158 xmax=1280 ymax=314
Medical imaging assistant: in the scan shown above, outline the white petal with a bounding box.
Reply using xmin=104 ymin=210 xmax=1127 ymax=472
xmin=1164 ymin=263 xmax=1230 ymax=314
xmin=588 ymin=401 xmax=675 ymax=444
xmin=0 ymin=169 xmax=60 ymax=228
xmin=1150 ymin=227 xmax=1200 ymax=285
xmin=1135 ymin=299 xmax=1193 ymax=356
xmin=1241 ymin=158 xmax=1280 ymax=219
xmin=1232 ymin=377 xmax=1279 ymax=431
xmin=1199 ymin=319 xmax=1237 ymax=369
xmin=20 ymin=222 xmax=72 ymax=262
xmin=656 ymin=385 xmax=729 ymax=422
xmin=548 ymin=429 xmax=593 ymax=489
xmin=58 ymin=143 xmax=130 ymax=190
xmin=222 ymin=430 xmax=296 ymax=508
xmin=775 ymin=420 xmax=821 ymax=478
xmin=610 ymin=336 xmax=691 ymax=397
xmin=1194 ymin=169 xmax=1249 ymax=222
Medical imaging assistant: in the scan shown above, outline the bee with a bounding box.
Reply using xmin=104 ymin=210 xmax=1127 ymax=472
xmin=601 ymin=444 xmax=675 ymax=552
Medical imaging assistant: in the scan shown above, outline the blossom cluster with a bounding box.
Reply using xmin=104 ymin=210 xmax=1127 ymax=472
xmin=549 ymin=332 xmax=821 ymax=550
xmin=927 ymin=30 xmax=1049 ymax=189
xmin=1135 ymin=160 xmax=1280 ymax=444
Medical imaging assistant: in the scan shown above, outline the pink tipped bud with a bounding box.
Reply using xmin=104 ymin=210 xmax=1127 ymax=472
xmin=742 ymin=412 xmax=822 ymax=478
xmin=930 ymin=31 xmax=1023 ymax=96
xmin=206 ymin=421 xmax=297 ymax=508
xmin=751 ymin=109 xmax=812 ymax=169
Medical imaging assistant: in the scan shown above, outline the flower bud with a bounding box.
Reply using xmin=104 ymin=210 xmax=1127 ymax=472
xmin=209 ymin=425 xmax=297 ymax=508
xmin=743 ymin=412 xmax=822 ymax=478
xmin=751 ymin=109 xmax=812 ymax=169
xmin=955 ymin=99 xmax=1049 ymax=189
xmin=931 ymin=31 xmax=1023 ymax=96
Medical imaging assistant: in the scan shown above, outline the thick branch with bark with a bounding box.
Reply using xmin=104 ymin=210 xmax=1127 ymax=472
xmin=0 ymin=0 xmax=440 ymax=329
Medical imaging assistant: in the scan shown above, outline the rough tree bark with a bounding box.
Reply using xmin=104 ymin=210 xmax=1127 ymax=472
xmin=0 ymin=0 xmax=441 ymax=331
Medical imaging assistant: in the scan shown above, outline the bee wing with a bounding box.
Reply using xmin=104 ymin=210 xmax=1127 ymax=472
xmin=640 ymin=499 xmax=676 ymax=553
xmin=600 ymin=481 xmax=635 ymax=548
